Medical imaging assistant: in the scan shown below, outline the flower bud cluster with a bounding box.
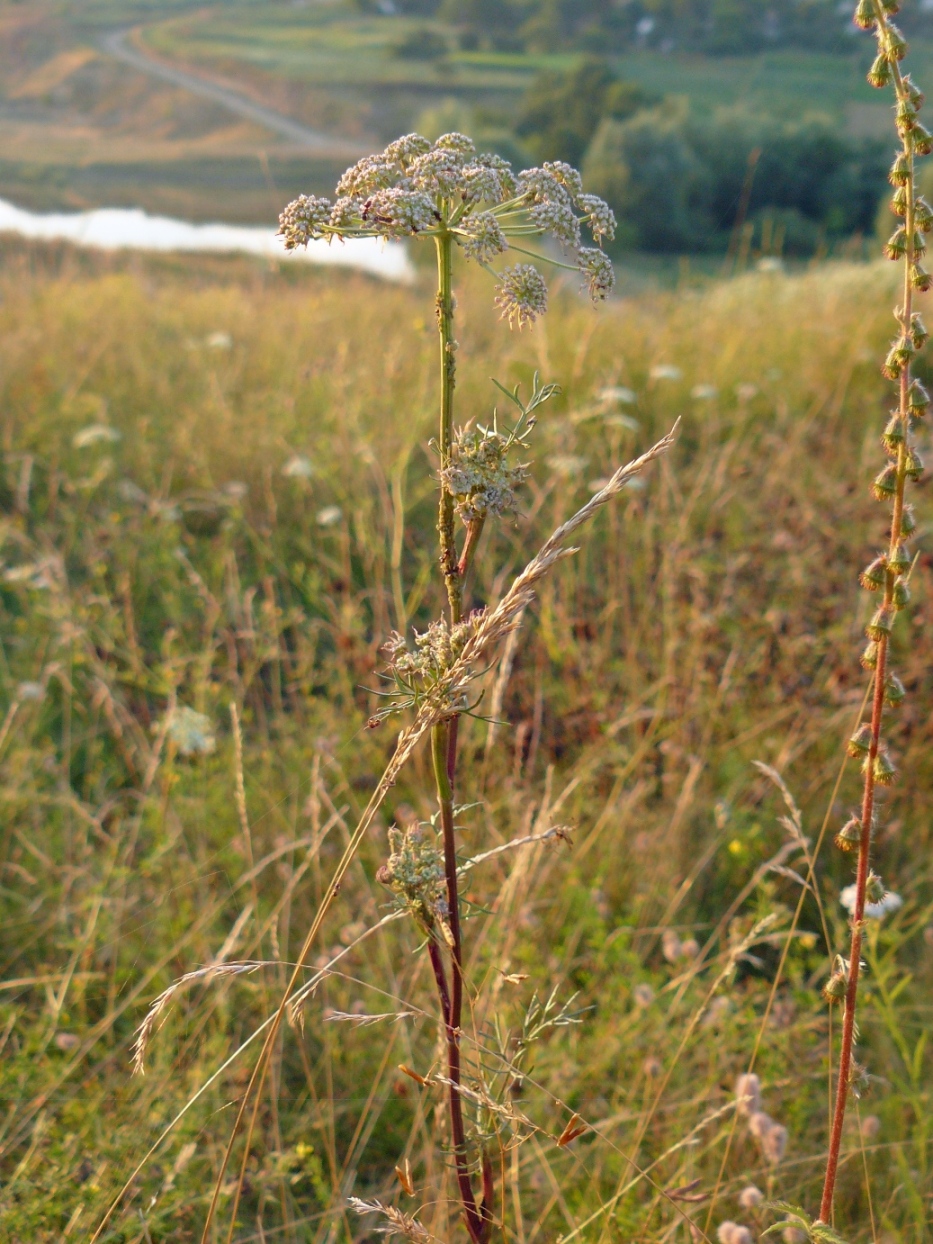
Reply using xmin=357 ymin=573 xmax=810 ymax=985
xmin=376 ymin=822 xmax=451 ymax=940
xmin=441 ymin=426 xmax=529 ymax=523
xmin=278 ymin=133 xmax=616 ymax=320
xmin=734 ymin=1073 xmax=788 ymax=1166
xmin=494 ymin=264 xmax=549 ymax=328
xmin=378 ymin=617 xmax=477 ymax=720
xmin=823 ymin=953 xmax=850 ymax=1005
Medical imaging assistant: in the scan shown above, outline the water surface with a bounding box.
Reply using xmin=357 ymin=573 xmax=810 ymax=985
xmin=0 ymin=197 xmax=412 ymax=281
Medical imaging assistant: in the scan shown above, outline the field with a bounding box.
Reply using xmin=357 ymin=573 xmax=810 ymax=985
xmin=0 ymin=238 xmax=930 ymax=1242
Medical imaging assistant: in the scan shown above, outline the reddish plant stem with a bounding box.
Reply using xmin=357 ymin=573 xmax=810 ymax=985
xmin=432 ymin=720 xmax=490 ymax=1244
xmin=818 ymin=638 xmax=886 ymax=1222
xmin=457 ymin=518 xmax=485 ymax=581
xmin=819 ymin=5 xmax=914 ymax=1219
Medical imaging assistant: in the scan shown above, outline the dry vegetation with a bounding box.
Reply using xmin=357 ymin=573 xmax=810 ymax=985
xmin=0 ymin=242 xmax=930 ymax=1241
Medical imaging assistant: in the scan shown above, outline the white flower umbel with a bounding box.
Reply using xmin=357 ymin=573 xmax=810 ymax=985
xmin=278 ymin=133 xmax=616 ymax=314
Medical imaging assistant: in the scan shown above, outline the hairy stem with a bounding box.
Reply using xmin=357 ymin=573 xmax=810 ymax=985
xmin=819 ymin=3 xmax=914 ymax=1220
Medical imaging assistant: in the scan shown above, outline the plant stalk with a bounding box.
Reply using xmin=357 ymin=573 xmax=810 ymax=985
xmin=431 ymin=232 xmax=489 ymax=1242
xmin=436 ymin=233 xmax=461 ymax=624
xmin=819 ymin=5 xmax=914 ymax=1219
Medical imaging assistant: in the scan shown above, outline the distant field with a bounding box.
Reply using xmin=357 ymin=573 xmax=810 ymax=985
xmin=140 ymin=4 xmax=908 ymax=138
xmin=0 ymin=1 xmax=927 ymax=225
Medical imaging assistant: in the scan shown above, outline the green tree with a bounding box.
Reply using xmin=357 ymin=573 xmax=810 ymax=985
xmin=583 ymin=108 xmax=702 ymax=250
xmin=516 ymin=58 xmax=652 ymax=166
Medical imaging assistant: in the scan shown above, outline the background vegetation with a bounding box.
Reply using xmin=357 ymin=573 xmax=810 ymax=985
xmin=3 ymin=0 xmax=933 ymax=257
xmin=0 ymin=240 xmax=930 ymax=1241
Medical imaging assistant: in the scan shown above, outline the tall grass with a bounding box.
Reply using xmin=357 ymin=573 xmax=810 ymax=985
xmin=0 ymin=242 xmax=929 ymax=1242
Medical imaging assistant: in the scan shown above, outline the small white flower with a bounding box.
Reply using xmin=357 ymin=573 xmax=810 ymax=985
xmin=717 ymin=1223 xmax=752 ymax=1244
xmin=282 ymin=454 xmax=314 ymax=479
xmin=650 ymin=364 xmax=682 ymax=382
xmin=17 ymin=681 xmax=44 ymax=701
xmin=117 ymin=479 xmax=148 ymax=504
xmin=757 ymin=256 xmax=784 ymax=272
xmin=633 ymin=983 xmax=654 ymax=1007
xmin=735 ymin=1072 xmax=761 ymax=1116
xmin=735 ymin=383 xmax=758 ymax=401
xmin=840 ymin=884 xmax=904 ymax=919
xmin=205 ymin=331 xmax=232 ymax=350
xmin=165 ymin=706 xmax=216 ymax=757
xmin=691 ymin=383 xmax=718 ymax=400
xmin=222 ymin=481 xmax=248 ymax=501
xmin=546 ymin=454 xmax=588 ymax=477
xmin=598 ymin=386 xmax=636 ymax=405
xmin=317 ymin=505 xmax=342 ymax=527
xmin=738 ymin=1185 xmax=763 ymax=1211
xmin=74 ymin=424 xmax=121 ymax=448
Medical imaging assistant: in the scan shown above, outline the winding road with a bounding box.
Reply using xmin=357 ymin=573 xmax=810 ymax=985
xmin=100 ymin=28 xmax=368 ymax=158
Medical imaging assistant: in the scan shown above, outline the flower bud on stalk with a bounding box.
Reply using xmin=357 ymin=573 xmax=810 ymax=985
xmin=889 ymin=542 xmax=911 ymax=575
xmin=882 ymin=416 xmax=905 ymax=454
xmin=907 ymin=379 xmax=930 ymax=413
xmin=867 ymin=604 xmax=896 ymax=641
xmin=835 ymin=817 xmax=863 ymax=853
xmin=885 ymin=674 xmax=907 ymax=707
xmin=871 ymin=749 xmax=898 ymax=785
xmin=859 ymin=555 xmax=888 ymax=589
xmin=892 ymin=578 xmax=911 ymax=609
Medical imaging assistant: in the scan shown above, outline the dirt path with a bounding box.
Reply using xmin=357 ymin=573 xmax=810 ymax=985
xmin=100 ymin=28 xmax=368 ymax=158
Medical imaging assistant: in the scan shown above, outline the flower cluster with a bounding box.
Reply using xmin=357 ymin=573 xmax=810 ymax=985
xmin=494 ymin=264 xmax=549 ymax=328
xmin=278 ymin=132 xmax=616 ymax=319
xmin=441 ymin=427 xmax=528 ymax=523
xmin=376 ymin=822 xmax=450 ymax=941
xmin=735 ymin=1073 xmax=788 ymax=1167
xmin=376 ymin=617 xmax=477 ymax=721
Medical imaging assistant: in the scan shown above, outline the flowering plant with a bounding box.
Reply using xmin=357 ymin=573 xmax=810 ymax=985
xmin=200 ymin=131 xmax=675 ymax=1244
xmin=278 ymin=131 xmax=616 ymax=320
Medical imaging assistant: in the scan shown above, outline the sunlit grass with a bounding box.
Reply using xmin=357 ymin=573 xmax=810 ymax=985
xmin=0 ymin=242 xmax=929 ymax=1241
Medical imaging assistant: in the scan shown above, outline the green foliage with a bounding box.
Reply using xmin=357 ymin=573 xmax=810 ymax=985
xmin=516 ymin=57 xmax=655 ymax=165
xmin=583 ymin=106 xmax=888 ymax=253
xmin=401 ymin=0 xmax=933 ymax=55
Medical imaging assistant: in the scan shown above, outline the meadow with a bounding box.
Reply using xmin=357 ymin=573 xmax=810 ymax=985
xmin=0 ymin=237 xmax=929 ymax=1242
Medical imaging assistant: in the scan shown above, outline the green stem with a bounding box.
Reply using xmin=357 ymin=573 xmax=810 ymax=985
xmin=436 ymin=233 xmax=462 ymax=624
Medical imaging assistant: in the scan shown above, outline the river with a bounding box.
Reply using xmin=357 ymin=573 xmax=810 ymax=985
xmin=0 ymin=196 xmax=413 ymax=282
